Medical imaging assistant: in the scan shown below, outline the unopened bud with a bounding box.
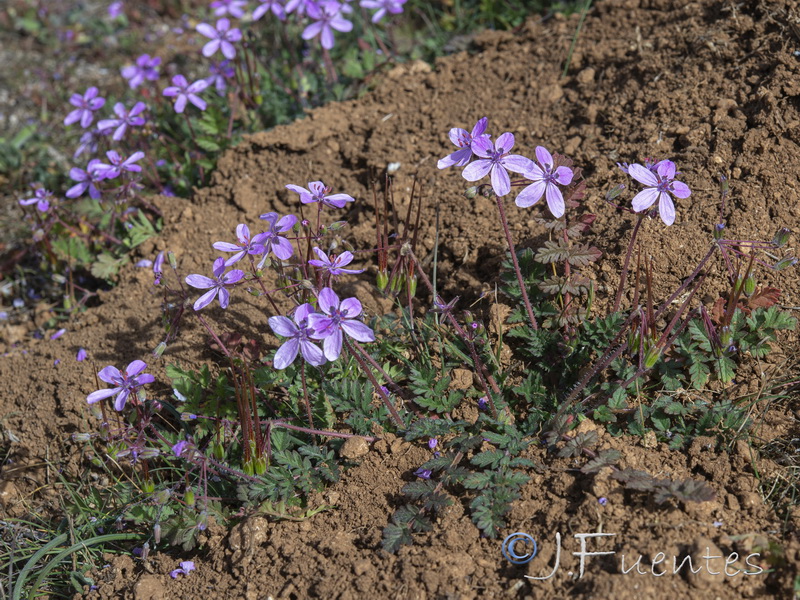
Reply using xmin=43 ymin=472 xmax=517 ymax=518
xmin=300 ymin=279 xmax=315 ymax=290
xmin=644 ymin=346 xmax=662 ymax=369
xmin=743 ymin=275 xmax=756 ymax=297
xmin=142 ymin=479 xmax=156 ymax=494
xmin=408 ymin=274 xmax=417 ymax=297
xmin=152 ymin=342 xmax=167 ymax=357
xmin=153 ymin=523 xmax=161 ymax=544
xmin=713 ymin=223 xmax=726 ymax=240
xmin=329 ymin=220 xmax=347 ymax=230
xmin=605 ymin=184 xmax=626 ymax=202
xmin=167 ymin=251 xmax=177 ymax=270
xmin=464 ymin=186 xmax=479 ymax=199
xmin=376 ymin=270 xmax=389 ymax=292
xmin=774 ymin=256 xmax=798 ymax=271
xmin=72 ymin=432 xmax=92 ymax=443
xmin=154 ymin=489 xmax=171 ymax=505
xmin=772 ymin=227 xmax=791 ymax=248
xmin=184 ymin=488 xmax=196 ymax=507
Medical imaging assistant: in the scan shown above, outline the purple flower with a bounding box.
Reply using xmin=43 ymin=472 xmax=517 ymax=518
xmin=256 ymin=212 xmax=297 ymax=267
xmin=171 ymin=440 xmax=189 ymax=457
xmin=629 ymin=160 xmax=691 ymax=226
xmin=285 ymin=181 xmax=354 ymax=209
xmin=437 ymin=117 xmax=489 ymax=169
xmin=308 ymin=287 xmax=375 ymax=361
xmin=428 ymin=438 xmax=438 ymax=450
xmin=153 ymin=251 xmax=165 ymax=284
xmin=515 ymin=146 xmax=574 ymax=218
xmin=477 ymin=396 xmax=488 ymax=410
xmin=213 ymin=224 xmax=269 ymax=266
xmin=302 ymin=1 xmax=353 ymax=50
xmin=196 ymin=19 xmax=242 ymax=60
xmin=359 ymin=0 xmax=406 ymax=23
xmin=86 ymin=360 xmax=155 ymax=412
xmin=50 ymin=328 xmax=66 ymax=340
xmin=94 ymin=150 xmax=144 ymax=180
xmin=598 ymin=497 xmax=608 ymax=506
xmin=76 ymin=348 xmax=88 ymax=361
xmin=268 ymin=303 xmax=326 ymax=369
xmin=206 ymin=61 xmax=235 ymax=94
xmin=309 ymin=247 xmax=364 ymax=276
xmin=163 ymin=75 xmax=209 ymax=114
xmin=185 ymin=257 xmax=244 ymax=311
xmin=121 ymin=54 xmax=161 ymax=89
xmin=285 ymin=0 xmax=316 ymax=17
xmin=66 ymin=159 xmax=105 ymax=199
xmin=19 ymin=188 xmax=54 ymax=212
xmin=169 ymin=561 xmax=195 ymax=579
xmin=64 ymin=87 xmax=106 ymax=128
xmin=210 ymin=0 xmax=246 ymax=17
xmin=414 ymin=467 xmax=432 ymax=479
xmin=108 ymin=1 xmax=124 ymax=18
xmin=97 ymin=101 xmax=146 ymax=141
xmin=74 ymin=128 xmax=111 ymax=159
xmin=253 ymin=0 xmax=286 ymax=20
xmin=462 ymin=133 xmax=533 ymax=197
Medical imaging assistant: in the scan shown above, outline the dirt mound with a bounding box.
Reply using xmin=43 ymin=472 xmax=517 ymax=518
xmin=2 ymin=0 xmax=799 ymax=598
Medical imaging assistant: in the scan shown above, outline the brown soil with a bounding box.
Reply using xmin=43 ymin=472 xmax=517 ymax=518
xmin=2 ymin=0 xmax=800 ymax=598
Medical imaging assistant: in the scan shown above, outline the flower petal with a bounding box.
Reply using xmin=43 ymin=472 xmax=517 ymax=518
xmin=555 ymin=166 xmax=573 ymax=186
xmin=628 ymin=164 xmax=659 ymax=187
xmin=341 ymin=319 xmax=375 ymax=343
xmin=87 ymin=387 xmax=119 ymax=404
xmin=495 ymin=132 xmax=515 ymax=154
xmin=185 ymin=274 xmax=216 ymax=289
xmin=659 ymin=193 xmax=676 ymax=226
xmin=98 ymin=365 xmax=122 ymax=384
xmin=340 ymin=296 xmax=363 ymax=317
xmin=670 ymin=181 xmax=691 ymax=198
xmin=502 ymin=154 xmax=534 ymax=175
xmin=490 ymin=165 xmax=511 ymax=197
xmin=193 ymin=288 xmax=219 ymax=311
xmin=113 ymin=389 xmax=130 ymax=411
xmin=631 ymin=188 xmax=660 ymax=212
xmin=515 ymin=180 xmax=546 ymax=208
xmin=318 ymin=287 xmax=339 ymax=314
xmin=321 ymin=331 xmax=342 ymax=361
xmin=462 ymin=159 xmax=492 ymax=182
xmin=273 ymin=338 xmax=300 ymax=369
xmin=545 ymin=184 xmax=565 ymax=218
xmin=269 ymin=315 xmax=298 ymax=338
xmin=535 ymin=146 xmax=554 ymax=169
xmin=126 ymin=360 xmax=147 ymax=377
xmin=301 ymin=339 xmax=327 ymax=365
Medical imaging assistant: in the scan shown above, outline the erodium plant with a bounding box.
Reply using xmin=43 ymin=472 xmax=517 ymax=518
xmin=70 ymin=116 xmax=797 ymax=557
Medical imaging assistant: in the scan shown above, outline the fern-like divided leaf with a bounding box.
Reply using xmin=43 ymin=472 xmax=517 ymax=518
xmin=611 ymin=468 xmax=716 ymax=505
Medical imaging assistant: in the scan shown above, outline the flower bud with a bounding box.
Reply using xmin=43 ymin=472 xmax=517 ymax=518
xmin=772 ymin=227 xmax=790 ymax=248
xmin=464 ymin=186 xmax=479 ymax=199
xmin=376 ymin=269 xmax=389 ymax=292
xmin=774 ymin=256 xmax=798 ymax=271
xmin=154 ymin=489 xmax=171 ymax=505
xmin=743 ymin=275 xmax=756 ymax=297
xmin=184 ymin=488 xmax=196 ymax=507
xmin=142 ymin=479 xmax=156 ymax=494
xmin=408 ymin=274 xmax=418 ymax=297
xmin=72 ymin=432 xmax=92 ymax=442
xmin=212 ymin=442 xmax=225 ymax=460
xmin=644 ymin=346 xmax=662 ymax=369
xmin=713 ymin=223 xmax=726 ymax=240
xmin=167 ymin=251 xmax=177 ymax=270
xmin=152 ymin=342 xmax=167 ymax=357
xmin=153 ymin=523 xmax=161 ymax=544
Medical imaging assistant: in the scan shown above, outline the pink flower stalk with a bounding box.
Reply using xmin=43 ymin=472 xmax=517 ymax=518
xmin=302 ymin=1 xmax=353 ymax=50
xmin=185 ymin=257 xmax=244 ymax=310
xmin=462 ymin=133 xmax=533 ymax=197
xmin=308 ymin=287 xmax=375 ymax=361
xmin=64 ymin=87 xmax=106 ymax=128
xmin=629 ymin=160 xmax=691 ymax=226
xmin=163 ymin=75 xmax=209 ymax=114
xmin=268 ymin=304 xmax=326 ymax=369
xmin=437 ymin=117 xmax=489 ymax=169
xmin=196 ymin=18 xmax=242 ymax=60
xmin=285 ymin=181 xmax=354 ymax=208
xmin=515 ymin=146 xmax=574 ymax=218
xmin=86 ymin=360 xmax=155 ymax=411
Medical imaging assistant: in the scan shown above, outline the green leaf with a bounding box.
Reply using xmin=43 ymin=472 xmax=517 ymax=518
xmin=91 ymin=253 xmax=127 ymax=281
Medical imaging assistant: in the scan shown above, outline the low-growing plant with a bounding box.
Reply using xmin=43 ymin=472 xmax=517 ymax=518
xmin=60 ymin=114 xmax=796 ymax=568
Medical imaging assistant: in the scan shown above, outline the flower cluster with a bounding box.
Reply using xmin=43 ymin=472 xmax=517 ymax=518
xmin=439 ymin=117 xmax=574 ymax=218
